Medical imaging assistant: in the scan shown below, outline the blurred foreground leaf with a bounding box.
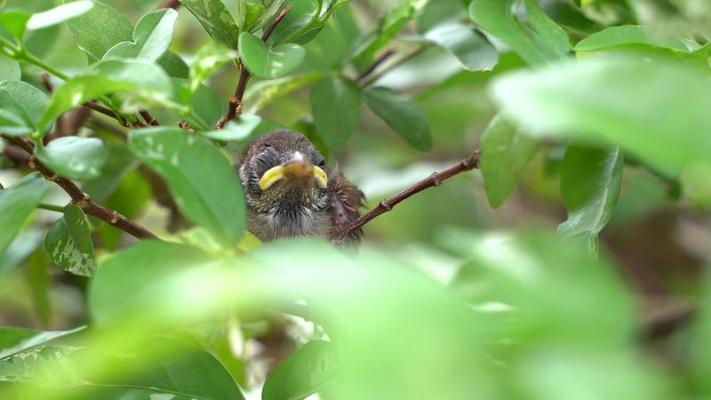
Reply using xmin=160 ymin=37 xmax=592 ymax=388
xmin=491 ymin=57 xmax=711 ymax=178
xmin=263 ymin=340 xmax=336 ymax=400
xmin=0 ymin=173 xmax=46 ymax=256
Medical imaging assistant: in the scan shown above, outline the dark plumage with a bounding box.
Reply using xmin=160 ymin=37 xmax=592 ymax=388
xmin=238 ymin=130 xmax=364 ymax=242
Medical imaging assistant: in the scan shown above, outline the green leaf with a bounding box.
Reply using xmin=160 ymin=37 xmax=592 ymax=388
xmin=681 ymin=161 xmax=711 ymax=211
xmin=88 ymin=241 xmax=207 ymax=322
xmin=239 ymin=32 xmax=306 ymax=79
xmin=39 ymin=59 xmax=173 ymax=130
xmin=103 ymin=8 xmax=178 ymax=61
xmin=189 ymin=43 xmax=239 ymax=92
xmin=82 ymin=141 xmax=138 ymax=203
xmin=202 ymin=114 xmax=263 ymax=141
xmin=573 ymin=25 xmax=711 ymax=71
xmin=263 ymin=341 xmax=336 ymax=400
xmin=180 ymin=0 xmax=240 ymax=49
xmin=98 ymin=338 xmax=245 ymax=399
xmin=490 ymin=56 xmax=711 ymax=178
xmin=0 ymin=10 xmax=30 ymax=40
xmin=364 ymin=87 xmax=432 ymax=151
xmin=244 ymin=71 xmax=322 ymax=114
xmin=24 ymin=248 xmax=52 ymax=326
xmin=0 ymin=339 xmax=245 ymax=400
xmin=310 ymin=77 xmax=362 ymax=149
xmin=0 ymin=325 xmax=84 ymax=359
xmin=157 ymin=51 xmax=190 ymax=79
xmin=480 ymin=114 xmax=538 ymax=208
xmin=558 ymin=146 xmax=623 ymax=251
xmin=0 ymin=55 xmax=19 ymax=81
xmin=574 ymin=25 xmax=649 ymax=52
xmin=44 ymin=205 xmax=97 ymax=277
xmin=128 ymin=128 xmax=246 ymax=244
xmin=0 ymin=173 xmax=46 ymax=257
xmin=0 ymin=229 xmax=43 ymax=270
xmin=172 ymin=78 xmax=224 ymax=130
xmin=265 ymin=0 xmax=319 ymax=45
xmin=469 ymin=0 xmax=570 ymax=65
xmin=352 ymin=0 xmax=423 ymax=68
xmin=35 ymin=137 xmax=108 ymax=180
xmin=423 ymin=22 xmax=499 ymax=71
xmin=26 ymin=1 xmax=93 ymax=31
xmin=67 ymin=0 xmax=134 ymax=61
xmin=236 ymin=0 xmax=267 ymax=33
xmin=0 ymin=80 xmax=49 ymax=136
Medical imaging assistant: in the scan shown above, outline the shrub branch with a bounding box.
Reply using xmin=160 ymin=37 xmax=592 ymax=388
xmin=215 ymin=6 xmax=292 ymax=129
xmin=337 ymin=149 xmax=481 ymax=240
xmin=2 ymin=135 xmax=156 ymax=239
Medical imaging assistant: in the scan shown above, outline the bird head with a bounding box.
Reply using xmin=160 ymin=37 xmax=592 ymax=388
xmin=239 ymin=130 xmax=330 ymax=213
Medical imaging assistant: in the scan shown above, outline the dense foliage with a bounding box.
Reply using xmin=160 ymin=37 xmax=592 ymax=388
xmin=0 ymin=0 xmax=710 ymax=399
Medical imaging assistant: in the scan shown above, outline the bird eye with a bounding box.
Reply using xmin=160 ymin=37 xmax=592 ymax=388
xmin=315 ymin=158 xmax=326 ymax=167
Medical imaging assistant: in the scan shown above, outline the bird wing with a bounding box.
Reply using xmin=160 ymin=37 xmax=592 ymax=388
xmin=328 ymin=173 xmax=365 ymax=242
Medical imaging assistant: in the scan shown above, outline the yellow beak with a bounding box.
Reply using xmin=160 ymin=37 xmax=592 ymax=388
xmin=258 ymin=158 xmax=328 ymax=191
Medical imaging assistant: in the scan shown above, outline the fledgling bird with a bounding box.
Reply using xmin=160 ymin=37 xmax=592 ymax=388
xmin=238 ymin=130 xmax=364 ymax=242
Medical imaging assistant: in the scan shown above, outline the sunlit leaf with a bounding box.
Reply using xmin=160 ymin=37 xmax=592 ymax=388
xmin=103 ymin=8 xmax=178 ymax=61
xmin=89 ymin=240 xmax=208 ymax=323
xmin=26 ymin=1 xmax=93 ymax=31
xmin=202 ymin=114 xmax=264 ymax=141
xmin=491 ymin=56 xmax=711 ymax=178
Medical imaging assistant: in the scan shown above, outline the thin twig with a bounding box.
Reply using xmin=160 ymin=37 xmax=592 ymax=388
xmin=356 ymin=49 xmax=396 ymax=83
xmin=63 ymin=107 xmax=92 ymax=135
xmin=139 ymin=110 xmax=160 ymax=126
xmin=358 ymin=46 xmax=428 ymax=88
xmin=2 ymin=135 xmax=156 ymax=239
xmin=337 ymin=149 xmax=481 ymax=240
xmin=215 ymin=6 xmax=292 ymax=129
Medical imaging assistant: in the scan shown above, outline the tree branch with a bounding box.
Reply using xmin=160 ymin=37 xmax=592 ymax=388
xmin=215 ymin=6 xmax=292 ymax=129
xmin=337 ymin=149 xmax=481 ymax=240
xmin=2 ymin=135 xmax=156 ymax=239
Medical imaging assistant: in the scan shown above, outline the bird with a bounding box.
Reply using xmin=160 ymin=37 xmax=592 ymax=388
xmin=238 ymin=130 xmax=364 ymax=242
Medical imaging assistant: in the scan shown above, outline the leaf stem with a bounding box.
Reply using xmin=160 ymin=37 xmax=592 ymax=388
xmin=37 ymin=203 xmax=65 ymax=213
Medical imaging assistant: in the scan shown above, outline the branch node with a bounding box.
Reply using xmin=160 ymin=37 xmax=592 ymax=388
xmin=380 ymin=200 xmax=394 ymax=211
